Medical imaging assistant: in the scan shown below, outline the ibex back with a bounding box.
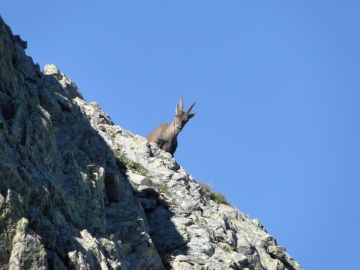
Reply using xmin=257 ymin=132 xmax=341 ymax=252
xmin=147 ymin=96 xmax=196 ymax=156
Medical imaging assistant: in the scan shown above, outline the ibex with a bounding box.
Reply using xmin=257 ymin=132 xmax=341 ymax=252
xmin=147 ymin=96 xmax=196 ymax=156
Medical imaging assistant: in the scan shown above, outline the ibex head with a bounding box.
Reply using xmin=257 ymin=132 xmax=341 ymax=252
xmin=174 ymin=96 xmax=196 ymax=134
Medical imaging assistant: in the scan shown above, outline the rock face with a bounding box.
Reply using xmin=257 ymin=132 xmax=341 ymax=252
xmin=0 ymin=16 xmax=303 ymax=270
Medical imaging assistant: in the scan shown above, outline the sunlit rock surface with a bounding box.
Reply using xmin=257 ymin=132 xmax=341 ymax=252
xmin=0 ymin=16 xmax=302 ymax=270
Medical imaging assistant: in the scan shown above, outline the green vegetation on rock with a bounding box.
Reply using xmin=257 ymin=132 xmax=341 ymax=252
xmin=114 ymin=150 xmax=149 ymax=177
xmin=198 ymin=181 xmax=229 ymax=205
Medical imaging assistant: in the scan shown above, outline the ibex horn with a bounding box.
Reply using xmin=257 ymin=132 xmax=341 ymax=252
xmin=186 ymin=102 xmax=196 ymax=115
xmin=179 ymin=96 xmax=184 ymax=111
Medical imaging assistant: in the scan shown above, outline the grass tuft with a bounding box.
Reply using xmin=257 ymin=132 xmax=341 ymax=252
xmin=198 ymin=181 xmax=229 ymax=205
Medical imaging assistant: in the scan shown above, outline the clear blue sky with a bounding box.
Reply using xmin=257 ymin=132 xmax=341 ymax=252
xmin=2 ymin=2 xmax=360 ymax=269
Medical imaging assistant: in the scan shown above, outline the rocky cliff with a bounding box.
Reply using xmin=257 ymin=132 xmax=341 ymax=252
xmin=0 ymin=16 xmax=303 ymax=270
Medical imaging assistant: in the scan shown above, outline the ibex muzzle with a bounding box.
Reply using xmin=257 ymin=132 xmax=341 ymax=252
xmin=147 ymin=96 xmax=196 ymax=156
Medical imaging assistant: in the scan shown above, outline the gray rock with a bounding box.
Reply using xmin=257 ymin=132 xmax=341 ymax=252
xmin=137 ymin=198 xmax=157 ymax=210
xmin=55 ymin=92 xmax=73 ymax=112
xmin=43 ymin=63 xmax=84 ymax=100
xmin=126 ymin=171 xmax=153 ymax=186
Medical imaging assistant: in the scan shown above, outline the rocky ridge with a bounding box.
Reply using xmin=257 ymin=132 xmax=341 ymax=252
xmin=0 ymin=16 xmax=303 ymax=270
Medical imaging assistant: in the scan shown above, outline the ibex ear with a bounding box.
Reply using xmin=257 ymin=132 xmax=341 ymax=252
xmin=175 ymin=105 xmax=179 ymax=115
xmin=188 ymin=113 xmax=195 ymax=119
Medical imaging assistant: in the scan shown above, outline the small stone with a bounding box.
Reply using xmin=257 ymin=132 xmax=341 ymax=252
xmin=268 ymin=245 xmax=286 ymax=259
xmin=126 ymin=171 xmax=153 ymax=186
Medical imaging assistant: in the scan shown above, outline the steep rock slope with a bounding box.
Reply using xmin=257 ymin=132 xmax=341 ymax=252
xmin=0 ymin=17 xmax=302 ymax=270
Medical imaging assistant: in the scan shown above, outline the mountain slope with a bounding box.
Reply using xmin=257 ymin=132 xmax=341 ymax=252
xmin=0 ymin=16 xmax=302 ymax=270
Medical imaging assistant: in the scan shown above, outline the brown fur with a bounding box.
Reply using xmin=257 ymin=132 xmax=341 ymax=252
xmin=147 ymin=96 xmax=195 ymax=156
